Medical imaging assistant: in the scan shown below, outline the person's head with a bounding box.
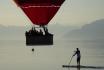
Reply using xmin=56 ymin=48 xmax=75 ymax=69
xmin=76 ymin=48 xmax=79 ymax=51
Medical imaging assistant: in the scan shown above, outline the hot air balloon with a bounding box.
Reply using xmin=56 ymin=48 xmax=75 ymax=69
xmin=14 ymin=0 xmax=65 ymax=45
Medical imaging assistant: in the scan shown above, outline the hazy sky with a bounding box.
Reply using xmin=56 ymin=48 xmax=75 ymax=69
xmin=0 ymin=0 xmax=104 ymax=26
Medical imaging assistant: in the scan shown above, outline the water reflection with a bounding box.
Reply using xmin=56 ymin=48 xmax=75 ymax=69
xmin=0 ymin=40 xmax=104 ymax=70
xmin=77 ymin=66 xmax=80 ymax=70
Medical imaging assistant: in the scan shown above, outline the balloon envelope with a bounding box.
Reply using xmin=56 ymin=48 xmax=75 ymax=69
xmin=14 ymin=0 xmax=65 ymax=25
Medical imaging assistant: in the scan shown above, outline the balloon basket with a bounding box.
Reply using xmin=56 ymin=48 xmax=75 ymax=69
xmin=25 ymin=32 xmax=53 ymax=46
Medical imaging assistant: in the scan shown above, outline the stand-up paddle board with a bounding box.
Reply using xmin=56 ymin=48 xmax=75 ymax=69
xmin=62 ymin=65 xmax=104 ymax=69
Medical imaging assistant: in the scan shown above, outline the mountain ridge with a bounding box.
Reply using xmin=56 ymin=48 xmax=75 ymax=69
xmin=0 ymin=24 xmax=75 ymax=40
xmin=65 ymin=19 xmax=104 ymax=40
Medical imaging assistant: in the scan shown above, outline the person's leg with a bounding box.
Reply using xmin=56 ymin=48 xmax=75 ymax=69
xmin=79 ymin=58 xmax=80 ymax=66
xmin=77 ymin=58 xmax=80 ymax=66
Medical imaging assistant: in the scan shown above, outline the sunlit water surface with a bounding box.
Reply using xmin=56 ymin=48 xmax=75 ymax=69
xmin=0 ymin=39 xmax=104 ymax=70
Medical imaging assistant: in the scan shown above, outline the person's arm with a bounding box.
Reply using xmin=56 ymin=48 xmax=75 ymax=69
xmin=73 ymin=51 xmax=76 ymax=56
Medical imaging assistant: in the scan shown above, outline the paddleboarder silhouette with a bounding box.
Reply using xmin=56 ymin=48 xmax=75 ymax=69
xmin=73 ymin=48 xmax=81 ymax=67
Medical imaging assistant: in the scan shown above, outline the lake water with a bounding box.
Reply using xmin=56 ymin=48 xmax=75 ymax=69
xmin=0 ymin=39 xmax=104 ymax=70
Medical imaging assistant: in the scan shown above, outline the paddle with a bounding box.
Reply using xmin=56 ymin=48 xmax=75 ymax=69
xmin=69 ymin=56 xmax=73 ymax=65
